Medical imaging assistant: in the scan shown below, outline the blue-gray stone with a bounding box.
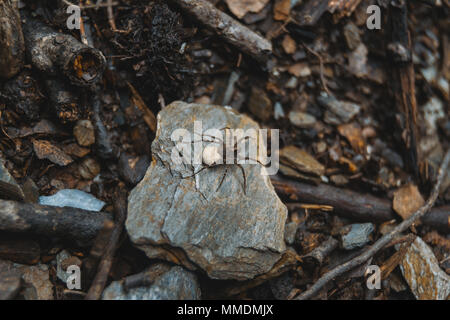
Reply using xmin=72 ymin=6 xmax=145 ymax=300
xmin=39 ymin=189 xmax=105 ymax=211
xmin=340 ymin=223 xmax=375 ymax=250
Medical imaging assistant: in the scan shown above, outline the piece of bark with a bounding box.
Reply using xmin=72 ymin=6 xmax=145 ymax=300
xmin=22 ymin=15 xmax=106 ymax=87
xmin=387 ymin=1 xmax=419 ymax=176
xmin=169 ymin=0 xmax=272 ymax=65
xmin=0 ymin=199 xmax=112 ymax=246
xmin=271 ymin=176 xmax=450 ymax=232
xmin=0 ymin=235 xmax=40 ymax=265
xmin=0 ymin=0 xmax=25 ymax=79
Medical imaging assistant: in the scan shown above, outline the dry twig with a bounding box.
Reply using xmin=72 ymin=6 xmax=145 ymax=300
xmin=303 ymin=43 xmax=331 ymax=95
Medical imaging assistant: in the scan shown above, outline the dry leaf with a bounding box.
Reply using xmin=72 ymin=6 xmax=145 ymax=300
xmin=282 ymin=35 xmax=296 ymax=54
xmin=393 ymin=184 xmax=425 ymax=220
xmin=33 ymin=140 xmax=73 ymax=166
xmin=337 ymin=122 xmax=366 ymax=154
xmin=225 ymin=0 xmax=270 ymax=19
xmin=273 ymin=0 xmax=291 ymax=21
xmin=288 ymin=63 xmax=311 ymax=77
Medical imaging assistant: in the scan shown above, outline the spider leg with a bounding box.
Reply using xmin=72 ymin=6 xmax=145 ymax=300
xmin=200 ymin=134 xmax=222 ymax=144
xmin=181 ymin=166 xmax=208 ymax=179
xmin=216 ymin=166 xmax=228 ymax=192
xmin=236 ymin=164 xmax=247 ymax=195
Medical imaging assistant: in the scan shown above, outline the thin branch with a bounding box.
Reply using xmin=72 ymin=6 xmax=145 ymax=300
xmin=303 ymin=43 xmax=331 ymax=95
xmin=295 ymin=149 xmax=450 ymax=300
xmin=106 ymin=0 xmax=117 ymax=31
xmin=85 ymin=189 xmax=127 ymax=300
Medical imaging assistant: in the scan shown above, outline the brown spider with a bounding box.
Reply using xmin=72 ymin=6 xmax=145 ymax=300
xmin=180 ymin=127 xmax=263 ymax=195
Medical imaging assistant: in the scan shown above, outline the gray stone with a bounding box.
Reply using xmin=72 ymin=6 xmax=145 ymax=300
xmin=343 ymin=23 xmax=361 ymax=50
xmin=0 ymin=264 xmax=21 ymax=300
xmin=400 ymin=237 xmax=450 ymax=300
xmin=55 ymin=250 xmax=81 ymax=284
xmin=269 ymin=271 xmax=295 ymax=300
xmin=56 ymin=250 xmax=71 ymax=283
xmin=103 ymin=265 xmax=200 ymax=300
xmin=340 ymin=223 xmax=374 ymax=250
xmin=318 ymin=95 xmax=361 ymax=125
xmin=284 ymin=222 xmax=298 ymax=246
xmin=288 ymin=111 xmax=316 ymax=128
xmin=126 ymin=101 xmax=287 ymax=280
xmin=0 ymin=158 xmax=19 ymax=187
xmin=0 ymin=157 xmax=25 ymax=200
xmin=274 ymin=102 xmax=285 ymax=120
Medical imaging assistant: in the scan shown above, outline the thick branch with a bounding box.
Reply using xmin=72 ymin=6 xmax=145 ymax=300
xmin=0 ymin=199 xmax=112 ymax=246
xmin=271 ymin=177 xmax=450 ymax=232
xmin=169 ymin=0 xmax=272 ymax=65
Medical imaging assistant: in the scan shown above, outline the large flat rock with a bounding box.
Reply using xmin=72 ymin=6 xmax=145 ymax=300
xmin=126 ymin=101 xmax=287 ymax=280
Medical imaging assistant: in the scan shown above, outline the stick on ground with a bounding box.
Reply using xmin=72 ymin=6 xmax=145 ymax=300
xmin=0 ymin=199 xmax=112 ymax=246
xmin=169 ymin=0 xmax=272 ymax=65
xmin=295 ymin=149 xmax=450 ymax=300
xmin=271 ymin=177 xmax=450 ymax=232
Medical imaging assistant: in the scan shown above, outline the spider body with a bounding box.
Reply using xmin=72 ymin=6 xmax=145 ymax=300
xmin=180 ymin=127 xmax=261 ymax=195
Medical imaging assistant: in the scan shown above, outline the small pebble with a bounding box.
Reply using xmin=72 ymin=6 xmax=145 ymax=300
xmin=340 ymin=223 xmax=374 ymax=250
xmin=73 ymin=120 xmax=95 ymax=147
xmin=288 ymin=111 xmax=316 ymax=128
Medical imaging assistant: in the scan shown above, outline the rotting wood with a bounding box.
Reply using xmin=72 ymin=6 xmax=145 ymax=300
xmin=21 ymin=14 xmax=106 ymax=87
